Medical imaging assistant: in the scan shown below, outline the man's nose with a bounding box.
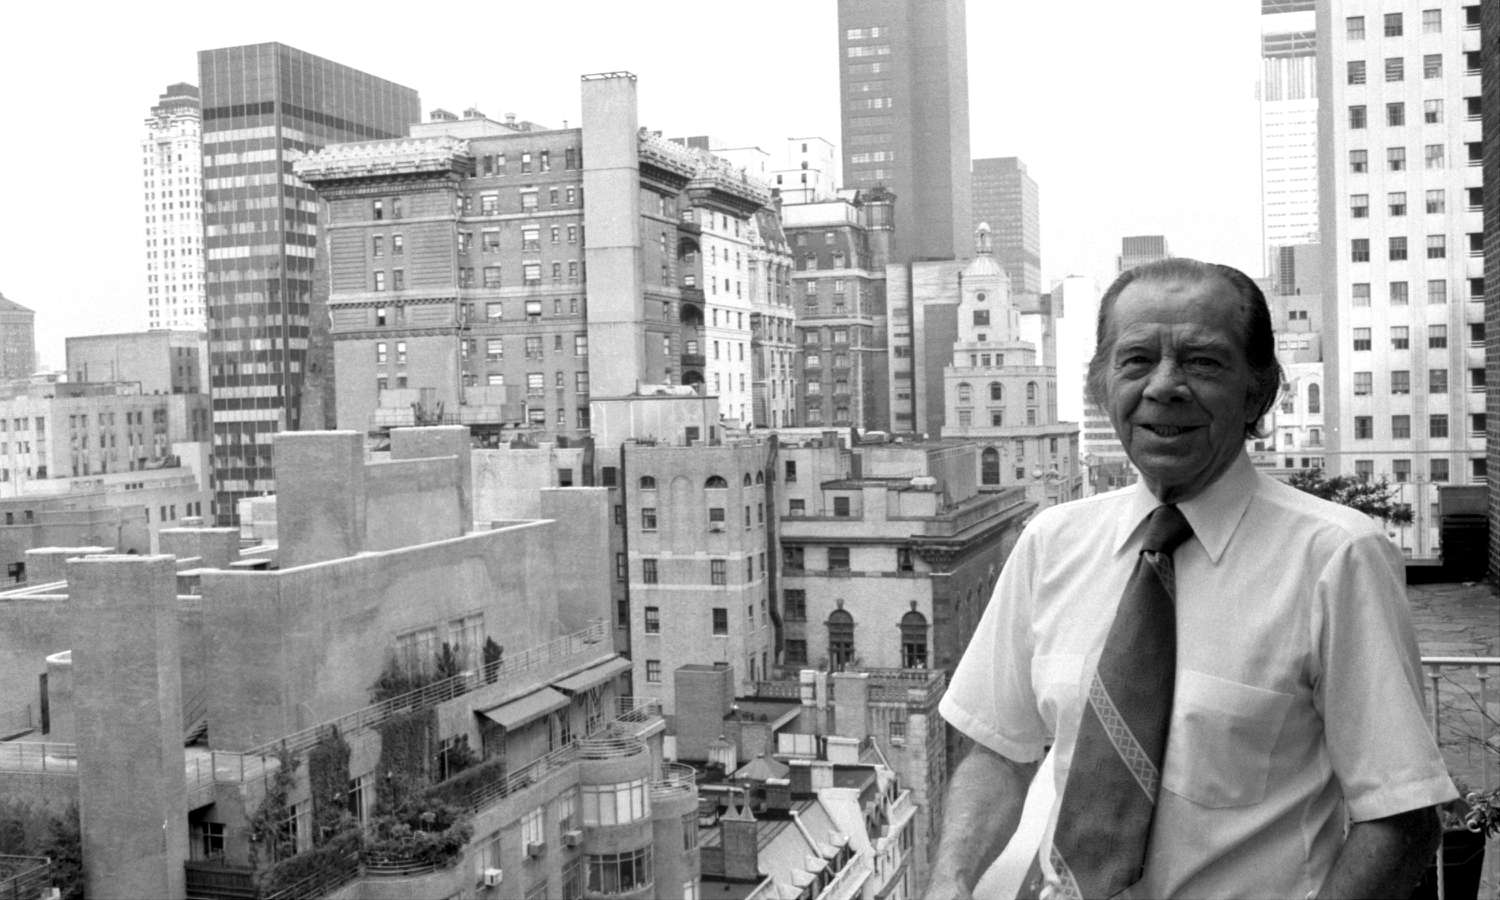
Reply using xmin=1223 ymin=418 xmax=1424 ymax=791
xmin=1143 ymin=359 xmax=1187 ymax=400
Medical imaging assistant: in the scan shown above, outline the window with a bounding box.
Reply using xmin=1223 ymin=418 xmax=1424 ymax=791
xmin=641 ymin=507 xmax=657 ymax=530
xmin=373 ymin=271 xmax=385 ymax=292
xmin=1390 ymin=281 xmax=1409 ymax=305
xmin=575 ymin=335 xmax=588 ymax=357
xmin=1350 ymin=149 xmax=1368 ymax=173
xmin=785 ymin=460 xmax=797 ymax=482
xmin=1431 ymin=414 xmax=1449 ymax=438
xmin=1429 ymin=325 xmax=1448 ymax=348
xmin=1474 ymin=413 xmax=1488 ymax=435
xmin=645 ymin=661 xmax=661 ymax=683
xmin=1348 ymin=15 xmax=1365 ymax=38
xmin=642 ymin=559 xmax=658 ymax=585
xmin=1388 ymin=192 xmax=1407 ymax=216
xmin=1424 ymin=8 xmax=1442 ymax=31
xmin=711 ymin=607 xmax=728 ymax=634
xmin=1385 ymin=58 xmax=1404 ymax=82
xmin=1425 ymin=144 xmax=1444 ymax=168
xmin=1431 ymin=368 xmax=1449 ymax=393
xmin=1354 ymin=371 xmax=1372 ymax=396
xmin=1388 ymin=237 xmax=1407 ymax=261
xmin=1347 ymin=60 xmax=1366 ymax=84
xmin=1392 ymin=415 xmax=1411 ymax=439
xmin=1352 ymin=283 xmax=1371 ymax=306
xmin=827 ymin=609 xmax=855 ymax=669
xmin=1431 ymin=459 xmax=1450 ymax=482
xmin=1429 ymin=279 xmax=1448 ymax=304
xmin=1391 ymin=370 xmax=1410 ymax=394
xmin=1427 ymin=237 xmax=1446 ymax=263
xmin=1348 ymin=105 xmax=1367 ymax=129
xmin=710 ymin=559 xmax=726 ymax=585
xmin=1353 ymin=328 xmax=1372 ymax=351
xmin=1354 ymin=416 xmax=1373 ymax=440
xmin=828 ymin=546 xmax=850 ymax=572
xmin=1350 ymin=194 xmax=1368 ymax=218
xmin=1393 ymin=459 xmax=1412 ymax=483
xmin=1384 ymin=12 xmax=1402 ymax=35
xmin=1387 ymin=147 xmax=1407 ymax=171
xmin=900 ymin=611 xmax=929 ymax=669
xmin=375 ymin=342 xmax=388 ymax=364
xmin=782 ymin=588 xmax=808 ymax=623
xmin=1351 ymin=239 xmax=1369 ymax=262
xmin=1355 ymin=460 xmax=1375 ymax=481
xmin=1391 ymin=326 xmax=1410 ymax=350
xmin=833 ymin=496 xmax=851 ymax=517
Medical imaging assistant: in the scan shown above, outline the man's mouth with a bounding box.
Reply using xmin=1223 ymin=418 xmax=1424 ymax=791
xmin=1140 ymin=424 xmax=1199 ymax=437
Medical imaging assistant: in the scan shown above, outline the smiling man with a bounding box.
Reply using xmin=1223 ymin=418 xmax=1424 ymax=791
xmin=924 ymin=259 xmax=1455 ymax=900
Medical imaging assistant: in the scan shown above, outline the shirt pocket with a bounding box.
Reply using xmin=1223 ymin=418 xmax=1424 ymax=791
xmin=1161 ymin=669 xmax=1294 ymax=808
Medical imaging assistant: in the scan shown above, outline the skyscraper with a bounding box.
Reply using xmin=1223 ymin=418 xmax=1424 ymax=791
xmin=1260 ymin=0 xmax=1321 ymax=274
xmin=0 ymin=292 xmax=35 ymax=383
xmin=198 ymin=43 xmax=418 ymax=521
xmin=971 ymin=156 xmax=1040 ymax=299
xmin=1318 ymin=0 xmax=1484 ymax=557
xmin=838 ymin=0 xmax=972 ymax=264
xmin=142 ymin=83 xmax=206 ymax=331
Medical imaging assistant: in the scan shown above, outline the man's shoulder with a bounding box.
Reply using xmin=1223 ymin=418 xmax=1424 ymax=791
xmin=1248 ymin=470 xmax=1390 ymax=542
xmin=1025 ymin=485 xmax=1135 ymax=539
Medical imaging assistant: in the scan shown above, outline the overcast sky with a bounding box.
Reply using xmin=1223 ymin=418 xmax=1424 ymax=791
xmin=0 ymin=1 xmax=1261 ymax=370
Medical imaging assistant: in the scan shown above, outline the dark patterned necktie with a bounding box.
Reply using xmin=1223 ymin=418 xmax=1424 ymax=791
xmin=1025 ymin=504 xmax=1194 ymax=900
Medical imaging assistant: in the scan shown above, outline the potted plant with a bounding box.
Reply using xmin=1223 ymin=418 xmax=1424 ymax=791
xmin=1412 ymin=783 xmax=1494 ymax=900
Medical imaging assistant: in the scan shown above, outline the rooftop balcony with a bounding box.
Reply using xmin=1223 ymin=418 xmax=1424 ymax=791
xmin=0 ymin=856 xmax=50 ymax=899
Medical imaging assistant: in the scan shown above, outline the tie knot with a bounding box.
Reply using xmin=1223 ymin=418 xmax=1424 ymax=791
xmin=1141 ymin=504 xmax=1193 ymax=554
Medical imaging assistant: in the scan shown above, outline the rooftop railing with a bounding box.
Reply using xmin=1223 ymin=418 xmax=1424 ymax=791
xmin=0 ymin=855 xmax=51 ymax=899
xmin=246 ymin=619 xmax=608 ymax=759
xmin=1421 ymin=656 xmax=1498 ymax=900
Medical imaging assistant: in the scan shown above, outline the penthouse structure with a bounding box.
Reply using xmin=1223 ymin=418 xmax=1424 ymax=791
xmin=0 ymin=427 xmax=692 ymax=900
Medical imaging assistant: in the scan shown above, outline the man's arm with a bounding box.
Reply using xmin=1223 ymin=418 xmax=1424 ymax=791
xmin=922 ymin=744 xmax=1039 ymax=900
xmin=1315 ymin=806 xmax=1440 ymax=900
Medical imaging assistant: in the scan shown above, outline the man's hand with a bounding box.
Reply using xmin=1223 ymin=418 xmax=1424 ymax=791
xmin=1315 ymin=806 xmax=1441 ymax=899
xmin=922 ymin=744 xmax=1040 ymax=900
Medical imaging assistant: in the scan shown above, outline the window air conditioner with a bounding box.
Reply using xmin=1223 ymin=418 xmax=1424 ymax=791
xmin=483 ymin=868 xmax=503 ymax=887
xmin=527 ymin=839 xmax=547 ymax=858
xmin=562 ymin=829 xmax=583 ymax=847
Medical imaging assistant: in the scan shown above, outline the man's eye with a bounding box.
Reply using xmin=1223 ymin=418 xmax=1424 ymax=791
xmin=1186 ymin=356 xmax=1222 ymax=369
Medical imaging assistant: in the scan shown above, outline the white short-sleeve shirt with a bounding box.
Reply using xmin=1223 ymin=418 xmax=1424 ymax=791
xmin=940 ymin=452 xmax=1456 ymax=899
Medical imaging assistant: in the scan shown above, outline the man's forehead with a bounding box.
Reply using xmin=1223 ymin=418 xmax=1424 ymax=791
xmin=1110 ymin=275 xmax=1246 ymax=334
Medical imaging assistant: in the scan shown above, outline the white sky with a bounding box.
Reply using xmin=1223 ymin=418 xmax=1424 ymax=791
xmin=0 ymin=0 xmax=1262 ymax=369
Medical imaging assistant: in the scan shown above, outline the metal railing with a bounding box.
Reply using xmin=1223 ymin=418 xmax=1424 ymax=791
xmin=0 ymin=855 xmax=51 ymax=900
xmin=0 ymin=741 xmax=74 ymax=774
xmin=651 ymin=762 xmax=698 ymax=801
xmin=246 ymin=620 xmax=608 ymax=759
xmin=1421 ymin=656 xmax=1498 ymax=900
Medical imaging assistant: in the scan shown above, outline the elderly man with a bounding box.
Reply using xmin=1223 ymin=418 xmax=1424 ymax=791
xmin=926 ymin=259 xmax=1455 ymax=900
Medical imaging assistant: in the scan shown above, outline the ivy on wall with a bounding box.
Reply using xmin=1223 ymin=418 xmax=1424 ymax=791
xmin=307 ymin=725 xmax=352 ymax=846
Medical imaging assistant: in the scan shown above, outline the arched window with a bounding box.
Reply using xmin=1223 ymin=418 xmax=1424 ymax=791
xmin=705 ymin=476 xmax=728 ymax=489
xmin=900 ymin=610 xmax=929 ymax=668
xmin=1026 ymin=381 xmax=1038 ymax=402
xmin=639 ymin=476 xmax=657 ymax=490
xmin=981 ymin=447 xmax=1000 ymax=485
xmin=957 ymin=383 xmax=972 ymax=404
xmin=742 ymin=474 xmax=753 ymax=487
xmin=989 ymin=382 xmax=1003 ymax=402
xmin=755 ymin=472 xmax=765 ymax=484
xmin=1307 ymin=383 xmax=1321 ymax=414
xmin=827 ymin=609 xmax=855 ymax=671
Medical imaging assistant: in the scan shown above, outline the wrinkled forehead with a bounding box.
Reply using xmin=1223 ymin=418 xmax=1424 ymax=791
xmin=1105 ymin=274 xmax=1250 ymax=346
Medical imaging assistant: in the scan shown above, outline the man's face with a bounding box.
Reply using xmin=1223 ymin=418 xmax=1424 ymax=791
xmin=1103 ymin=276 xmax=1261 ymax=504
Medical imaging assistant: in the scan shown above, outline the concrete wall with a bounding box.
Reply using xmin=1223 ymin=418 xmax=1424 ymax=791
xmin=538 ymin=487 xmax=613 ymax=633
xmin=472 ymin=445 xmax=586 ymax=522
xmin=201 ymin=520 xmax=564 ymax=750
xmin=364 ymin=457 xmax=463 ymax=551
xmin=274 ymin=431 xmax=366 ymax=569
xmin=391 ymin=426 xmax=472 ymax=528
xmin=70 ymin=555 xmax=187 ymax=900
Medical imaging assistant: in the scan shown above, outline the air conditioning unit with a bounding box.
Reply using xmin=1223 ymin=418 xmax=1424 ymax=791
xmin=709 ymin=522 xmax=725 ymax=532
xmin=526 ymin=839 xmax=547 ymax=858
xmin=483 ymin=868 xmax=503 ymax=887
xmin=562 ymin=829 xmax=583 ymax=847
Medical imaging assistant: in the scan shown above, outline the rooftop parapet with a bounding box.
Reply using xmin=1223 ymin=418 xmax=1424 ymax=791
xmin=294 ymin=136 xmax=473 ymax=183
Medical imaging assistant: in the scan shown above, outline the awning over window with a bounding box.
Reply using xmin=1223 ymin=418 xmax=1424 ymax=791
xmin=478 ymin=687 xmax=569 ymax=730
xmin=553 ymin=656 xmax=632 ymax=693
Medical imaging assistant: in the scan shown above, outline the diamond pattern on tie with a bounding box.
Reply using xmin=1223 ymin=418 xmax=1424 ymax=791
xmin=1087 ymin=677 xmax=1160 ymax=799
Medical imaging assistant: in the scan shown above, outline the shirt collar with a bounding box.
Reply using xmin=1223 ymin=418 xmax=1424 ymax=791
xmin=1113 ymin=451 xmax=1259 ymax=564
